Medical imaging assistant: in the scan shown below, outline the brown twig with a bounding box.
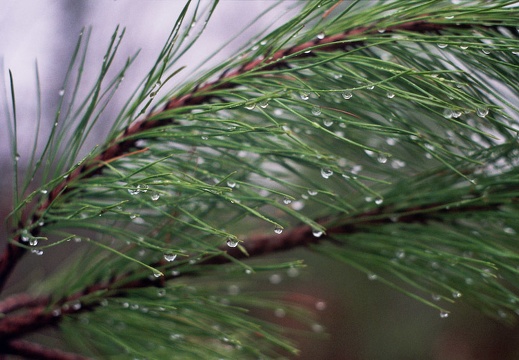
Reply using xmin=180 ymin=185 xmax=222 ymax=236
xmin=3 ymin=339 xmax=92 ymax=360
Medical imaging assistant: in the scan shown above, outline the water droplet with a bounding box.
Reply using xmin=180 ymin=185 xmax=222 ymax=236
xmin=377 ymin=28 xmax=386 ymax=33
xmin=31 ymin=249 xmax=43 ymax=256
xmin=377 ymin=154 xmax=388 ymax=164
xmin=283 ymin=197 xmax=292 ymax=205
xmin=482 ymin=48 xmax=491 ymax=55
xmin=460 ymin=44 xmax=469 ymax=50
xmin=153 ymin=272 xmax=163 ymax=278
xmin=164 ymin=253 xmax=177 ymax=262
xmin=316 ymin=32 xmax=325 ymax=40
xmin=395 ymin=249 xmax=405 ymax=259
xmin=307 ymin=189 xmax=318 ymax=196
xmin=274 ymin=226 xmax=283 ymax=234
xmin=40 ymin=189 xmax=48 ymax=194
xmin=274 ymin=308 xmax=286 ymax=318
xmin=151 ymin=193 xmax=160 ymax=201
xmin=291 ymin=200 xmax=305 ymax=210
xmin=323 ymin=119 xmax=333 ymax=127
xmin=439 ymin=311 xmax=449 ymax=318
xmin=320 ymin=168 xmax=333 ymax=179
xmin=504 ymin=227 xmax=516 ymax=235
xmin=58 ymin=89 xmax=65 ymax=96
xmin=287 ymin=267 xmax=299 ymax=277
xmin=432 ymin=293 xmax=441 ymax=301
xmin=342 ymin=91 xmax=353 ymax=100
xmin=375 ymin=198 xmax=383 ymax=205
xmin=367 ymin=273 xmax=378 ymax=281
xmin=311 ymin=323 xmax=324 ymax=333
xmin=452 ymin=291 xmax=462 ymax=299
xmin=245 ymin=269 xmax=252 ymax=275
xmin=201 ymin=135 xmax=208 ymax=140
xmin=386 ymin=92 xmax=395 ymax=99
xmin=438 ymin=43 xmax=448 ymax=49
xmin=227 ymin=180 xmax=236 ymax=188
xmin=299 ymin=92 xmax=309 ymax=100
xmin=312 ymin=229 xmax=323 ymax=238
xmin=476 ymin=107 xmax=489 ymax=118
xmin=226 ymin=238 xmax=239 ymax=248
xmin=29 ymin=238 xmax=38 ymax=246
xmin=244 ymin=102 xmax=256 ymax=110
xmin=315 ymin=301 xmax=326 ymax=311
xmin=443 ymin=109 xmax=453 ymax=119
xmin=311 ymin=105 xmax=322 ymax=116
xmin=269 ymin=273 xmax=282 ymax=284
xmin=259 ymin=99 xmax=269 ymax=108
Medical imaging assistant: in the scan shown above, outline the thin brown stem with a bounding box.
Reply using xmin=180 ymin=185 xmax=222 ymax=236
xmin=3 ymin=339 xmax=92 ymax=360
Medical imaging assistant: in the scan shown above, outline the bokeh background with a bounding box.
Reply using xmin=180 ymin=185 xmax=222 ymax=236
xmin=1 ymin=1 xmax=519 ymax=359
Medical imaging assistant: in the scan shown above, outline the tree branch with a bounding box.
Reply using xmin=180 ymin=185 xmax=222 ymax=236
xmin=3 ymin=339 xmax=91 ymax=360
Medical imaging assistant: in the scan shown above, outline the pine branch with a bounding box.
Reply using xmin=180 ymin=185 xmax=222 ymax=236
xmin=0 ymin=15 xmax=513 ymax=292
xmin=2 ymin=339 xmax=91 ymax=360
xmin=2 ymin=1 xmax=519 ymax=357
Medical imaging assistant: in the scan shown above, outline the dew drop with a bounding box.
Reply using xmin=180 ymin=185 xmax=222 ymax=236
xmin=153 ymin=272 xmax=163 ymax=278
xmin=287 ymin=267 xmax=299 ymax=277
xmin=323 ymin=119 xmax=333 ymax=127
xmin=307 ymin=189 xmax=318 ymax=196
xmin=320 ymin=168 xmax=333 ymax=179
xmin=438 ymin=43 xmax=448 ymax=49
xmin=283 ymin=197 xmax=292 ymax=205
xmin=311 ymin=323 xmax=324 ymax=333
xmin=367 ymin=84 xmax=375 ymax=90
xmin=201 ymin=135 xmax=209 ymax=140
xmin=476 ymin=107 xmax=489 ymax=118
xmin=31 ymin=249 xmax=43 ymax=256
xmin=40 ymin=189 xmax=48 ymax=194
xmin=443 ymin=109 xmax=453 ymax=119
xmin=227 ymin=180 xmax=236 ymax=188
xmin=386 ymin=92 xmax=395 ymax=99
xmin=439 ymin=311 xmax=449 ymax=319
xmin=316 ymin=32 xmax=325 ymax=40
xmin=377 ymin=154 xmax=388 ymax=164
xmin=311 ymin=105 xmax=322 ymax=116
xmin=259 ymin=99 xmax=269 ymax=108
xmin=164 ymin=253 xmax=177 ymax=262
xmin=342 ymin=91 xmax=353 ymax=100
xmin=226 ymin=238 xmax=239 ymax=248
xmin=274 ymin=226 xmax=283 ymax=234
xmin=367 ymin=273 xmax=378 ymax=281
xmin=274 ymin=308 xmax=286 ymax=318
xmin=244 ymin=102 xmax=256 ymax=110
xmin=452 ymin=291 xmax=462 ymax=299
xmin=315 ymin=301 xmax=327 ymax=311
xmin=299 ymin=92 xmax=309 ymax=100
xmin=29 ymin=239 xmax=38 ymax=247
xmin=58 ymin=89 xmax=65 ymax=96
xmin=151 ymin=193 xmax=160 ymax=201
xmin=395 ymin=249 xmax=405 ymax=259
xmin=375 ymin=198 xmax=383 ymax=205
xmin=269 ymin=273 xmax=282 ymax=284
xmin=432 ymin=293 xmax=441 ymax=301
xmin=312 ymin=229 xmax=323 ymax=238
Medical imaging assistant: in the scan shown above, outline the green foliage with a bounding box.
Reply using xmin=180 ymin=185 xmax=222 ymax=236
xmin=2 ymin=0 xmax=519 ymax=358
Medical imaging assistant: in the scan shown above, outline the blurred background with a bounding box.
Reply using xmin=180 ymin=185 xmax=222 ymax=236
xmin=1 ymin=1 xmax=519 ymax=359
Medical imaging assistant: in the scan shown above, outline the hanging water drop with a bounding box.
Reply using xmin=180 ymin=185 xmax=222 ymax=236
xmin=58 ymin=89 xmax=65 ymax=96
xmin=244 ymin=102 xmax=256 ymax=110
xmin=342 ymin=91 xmax=353 ymax=100
xmin=226 ymin=238 xmax=239 ymax=248
xmin=312 ymin=229 xmax=323 ymax=238
xmin=307 ymin=189 xmax=318 ymax=196
xmin=164 ymin=253 xmax=177 ymax=262
xmin=320 ymin=168 xmax=333 ymax=179
xmin=438 ymin=43 xmax=448 ymax=49
xmin=439 ymin=311 xmax=449 ymax=318
xmin=367 ymin=273 xmax=378 ymax=281
xmin=259 ymin=99 xmax=269 ymax=108
xmin=375 ymin=198 xmax=383 ymax=205
xmin=283 ymin=197 xmax=292 ymax=205
xmin=386 ymin=92 xmax=395 ymax=99
xmin=299 ymin=92 xmax=309 ymax=100
xmin=316 ymin=32 xmax=325 ymax=40
xmin=476 ymin=107 xmax=489 ymax=118
xmin=452 ymin=291 xmax=462 ymax=299
xmin=311 ymin=105 xmax=322 ymax=116
xmin=323 ymin=119 xmax=333 ymax=127
xmin=377 ymin=154 xmax=388 ymax=164
xmin=274 ymin=226 xmax=283 ymax=234
xmin=227 ymin=180 xmax=236 ymax=188
xmin=151 ymin=193 xmax=160 ymax=201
